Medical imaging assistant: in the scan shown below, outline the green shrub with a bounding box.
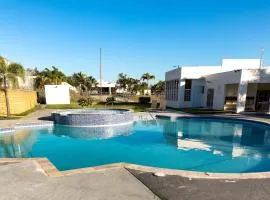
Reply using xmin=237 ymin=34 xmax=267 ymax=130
xmin=70 ymin=90 xmax=82 ymax=102
xmin=87 ymin=97 xmax=95 ymax=106
xmin=106 ymin=97 xmax=116 ymax=104
xmin=138 ymin=97 xmax=151 ymax=104
xmin=77 ymin=98 xmax=89 ymax=107
xmin=77 ymin=97 xmax=96 ymax=107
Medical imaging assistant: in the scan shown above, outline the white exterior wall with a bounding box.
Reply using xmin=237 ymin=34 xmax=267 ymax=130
xmin=191 ymin=79 xmax=205 ymax=107
xmin=178 ymin=79 xmax=206 ymax=108
xmin=203 ymin=70 xmax=242 ymax=110
xmin=180 ymin=66 xmax=222 ymax=79
xmin=45 ymin=85 xmax=70 ymax=105
xmin=165 ymin=68 xmax=181 ymax=108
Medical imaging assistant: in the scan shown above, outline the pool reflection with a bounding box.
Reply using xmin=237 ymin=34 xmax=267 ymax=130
xmin=52 ymin=123 xmax=133 ymax=140
xmin=162 ymin=118 xmax=270 ymax=159
xmin=0 ymin=130 xmax=38 ymax=158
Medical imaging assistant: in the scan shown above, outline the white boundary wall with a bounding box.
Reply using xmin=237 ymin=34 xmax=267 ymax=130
xmin=45 ymin=85 xmax=70 ymax=105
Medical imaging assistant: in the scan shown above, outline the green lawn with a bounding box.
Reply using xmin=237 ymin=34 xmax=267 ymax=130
xmin=168 ymin=107 xmax=233 ymax=114
xmin=0 ymin=105 xmax=41 ymax=120
xmin=0 ymin=116 xmax=21 ymax=120
xmin=46 ymin=102 xmax=151 ymax=112
xmin=14 ymin=105 xmax=42 ymax=116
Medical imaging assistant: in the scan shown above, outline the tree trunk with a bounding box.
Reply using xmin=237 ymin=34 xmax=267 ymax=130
xmin=147 ymin=80 xmax=149 ymax=95
xmin=3 ymin=76 xmax=11 ymax=117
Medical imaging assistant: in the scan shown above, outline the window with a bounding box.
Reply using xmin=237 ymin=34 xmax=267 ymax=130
xmin=201 ymin=86 xmax=205 ymax=94
xmin=184 ymin=79 xmax=192 ymax=101
xmin=185 ymin=79 xmax=192 ymax=89
xmin=165 ymin=79 xmax=179 ymax=101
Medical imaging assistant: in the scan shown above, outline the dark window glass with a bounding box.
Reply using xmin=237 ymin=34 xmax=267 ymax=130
xmin=184 ymin=79 xmax=192 ymax=101
xmin=185 ymin=79 xmax=192 ymax=89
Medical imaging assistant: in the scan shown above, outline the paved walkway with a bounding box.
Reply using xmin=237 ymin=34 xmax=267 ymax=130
xmin=0 ymin=161 xmax=159 ymax=200
xmin=0 ymin=109 xmax=55 ymax=128
xmin=1 ymin=108 xmax=269 ymax=129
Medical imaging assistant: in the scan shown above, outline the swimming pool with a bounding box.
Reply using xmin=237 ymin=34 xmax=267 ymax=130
xmin=1 ymin=117 xmax=270 ymax=173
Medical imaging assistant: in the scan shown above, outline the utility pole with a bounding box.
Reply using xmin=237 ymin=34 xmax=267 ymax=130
xmin=260 ymin=48 xmax=264 ymax=69
xmin=100 ymin=48 xmax=102 ymax=99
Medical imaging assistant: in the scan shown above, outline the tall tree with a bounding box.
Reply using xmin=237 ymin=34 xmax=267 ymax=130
xmin=67 ymin=72 xmax=97 ymax=95
xmin=34 ymin=66 xmax=66 ymax=89
xmin=141 ymin=73 xmax=155 ymax=94
xmin=69 ymin=72 xmax=88 ymax=94
xmin=44 ymin=66 xmax=66 ymax=84
xmin=86 ymin=75 xmax=98 ymax=91
xmin=139 ymin=82 xmax=148 ymax=94
xmin=116 ymin=73 xmax=129 ymax=91
xmin=127 ymin=78 xmax=140 ymax=94
xmin=151 ymin=81 xmax=165 ymax=95
xmin=0 ymin=56 xmax=25 ymax=116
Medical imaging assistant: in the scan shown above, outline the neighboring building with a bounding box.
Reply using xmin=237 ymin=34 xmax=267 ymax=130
xmin=18 ymin=69 xmax=35 ymax=90
xmin=97 ymin=80 xmax=116 ymax=95
xmin=136 ymin=89 xmax=151 ymax=95
xmin=90 ymin=80 xmax=117 ymax=95
xmin=165 ymin=59 xmax=270 ymax=113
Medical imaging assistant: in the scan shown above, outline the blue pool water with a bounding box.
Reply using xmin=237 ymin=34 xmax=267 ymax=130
xmin=1 ymin=118 xmax=270 ymax=173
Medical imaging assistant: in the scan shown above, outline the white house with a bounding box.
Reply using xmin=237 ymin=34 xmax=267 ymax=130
xmin=97 ymin=80 xmax=116 ymax=95
xmin=165 ymin=59 xmax=270 ymax=113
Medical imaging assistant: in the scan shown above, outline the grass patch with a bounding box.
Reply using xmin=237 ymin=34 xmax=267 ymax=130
xmin=0 ymin=116 xmax=21 ymax=120
xmin=46 ymin=103 xmax=81 ymax=109
xmin=168 ymin=107 xmax=233 ymax=114
xmin=0 ymin=105 xmax=41 ymax=120
xmin=46 ymin=102 xmax=151 ymax=112
xmin=95 ymin=102 xmax=151 ymax=112
xmin=14 ymin=105 xmax=41 ymax=116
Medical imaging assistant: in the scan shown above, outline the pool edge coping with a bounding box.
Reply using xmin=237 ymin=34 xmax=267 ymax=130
xmin=1 ymin=158 xmax=270 ymax=179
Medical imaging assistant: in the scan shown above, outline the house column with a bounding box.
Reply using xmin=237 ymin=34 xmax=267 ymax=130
xmin=268 ymin=96 xmax=270 ymax=114
xmin=236 ymin=81 xmax=248 ymax=113
xmin=109 ymin=87 xmax=112 ymax=95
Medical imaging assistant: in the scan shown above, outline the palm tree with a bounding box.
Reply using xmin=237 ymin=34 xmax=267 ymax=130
xmin=0 ymin=56 xmax=25 ymax=116
xmin=86 ymin=76 xmax=98 ymax=92
xmin=116 ymin=73 xmax=129 ymax=91
xmin=44 ymin=66 xmax=66 ymax=85
xmin=34 ymin=70 xmax=49 ymax=89
xmin=151 ymin=81 xmax=165 ymax=95
xmin=70 ymin=72 xmax=88 ymax=95
xmin=127 ymin=78 xmax=140 ymax=94
xmin=67 ymin=72 xmax=98 ymax=95
xmin=34 ymin=67 xmax=66 ymax=89
xmin=139 ymin=82 xmax=148 ymax=95
xmin=141 ymin=73 xmax=155 ymax=94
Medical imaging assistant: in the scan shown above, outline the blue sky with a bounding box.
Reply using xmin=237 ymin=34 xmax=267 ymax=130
xmin=0 ymin=0 xmax=270 ymax=82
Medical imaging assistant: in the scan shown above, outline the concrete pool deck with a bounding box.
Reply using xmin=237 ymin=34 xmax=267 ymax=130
xmin=1 ymin=159 xmax=270 ymax=200
xmin=0 ymin=160 xmax=159 ymax=200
